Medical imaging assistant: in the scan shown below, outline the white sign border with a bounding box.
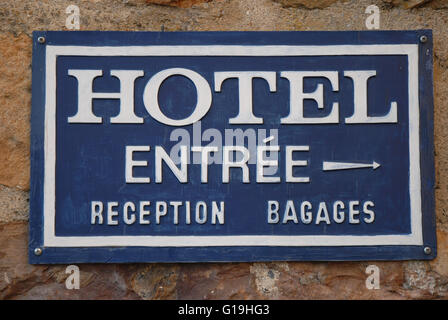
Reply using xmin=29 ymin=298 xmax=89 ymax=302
xmin=43 ymin=44 xmax=422 ymax=247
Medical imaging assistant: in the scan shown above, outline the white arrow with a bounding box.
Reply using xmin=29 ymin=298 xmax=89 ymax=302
xmin=323 ymin=161 xmax=380 ymax=171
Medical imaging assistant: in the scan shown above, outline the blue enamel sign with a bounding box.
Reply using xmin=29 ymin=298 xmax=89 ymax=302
xmin=30 ymin=31 xmax=436 ymax=263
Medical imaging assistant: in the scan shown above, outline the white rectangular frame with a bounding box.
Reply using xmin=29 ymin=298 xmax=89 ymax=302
xmin=43 ymin=44 xmax=421 ymax=247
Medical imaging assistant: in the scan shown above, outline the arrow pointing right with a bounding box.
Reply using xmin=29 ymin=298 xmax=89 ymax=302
xmin=323 ymin=161 xmax=380 ymax=171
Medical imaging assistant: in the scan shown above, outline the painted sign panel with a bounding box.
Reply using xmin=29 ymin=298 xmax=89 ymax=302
xmin=30 ymin=31 xmax=435 ymax=263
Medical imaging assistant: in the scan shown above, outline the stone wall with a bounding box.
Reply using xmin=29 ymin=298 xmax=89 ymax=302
xmin=0 ymin=0 xmax=447 ymax=299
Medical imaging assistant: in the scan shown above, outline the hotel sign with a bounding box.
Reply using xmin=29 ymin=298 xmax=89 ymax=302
xmin=29 ymin=31 xmax=436 ymax=263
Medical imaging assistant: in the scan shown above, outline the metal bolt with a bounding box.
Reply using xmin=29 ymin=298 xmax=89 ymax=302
xmin=420 ymin=35 xmax=428 ymax=43
xmin=37 ymin=36 xmax=46 ymax=44
xmin=424 ymin=247 xmax=432 ymax=255
xmin=34 ymin=247 xmax=42 ymax=256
